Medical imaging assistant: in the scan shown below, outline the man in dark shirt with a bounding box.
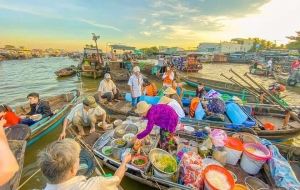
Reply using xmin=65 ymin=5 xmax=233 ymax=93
xmin=196 ymin=83 xmax=206 ymax=99
xmin=20 ymin=93 xmax=52 ymax=126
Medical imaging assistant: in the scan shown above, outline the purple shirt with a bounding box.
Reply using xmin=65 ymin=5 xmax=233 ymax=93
xmin=137 ymin=105 xmax=179 ymax=139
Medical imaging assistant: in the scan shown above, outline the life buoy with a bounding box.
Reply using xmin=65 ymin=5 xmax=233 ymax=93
xmin=287 ymin=79 xmax=297 ymax=86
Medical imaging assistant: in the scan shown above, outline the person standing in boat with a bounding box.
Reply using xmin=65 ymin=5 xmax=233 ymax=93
xmin=59 ymin=96 xmax=106 ymax=138
xmin=97 ymin=73 xmax=120 ymax=106
xmin=157 ymin=55 xmax=164 ymax=76
xmin=266 ymin=58 xmax=273 ymax=75
xmin=128 ymin=66 xmax=143 ymax=111
xmin=196 ymin=83 xmax=206 ymax=100
xmin=162 ymin=66 xmax=174 ymax=88
xmin=38 ymin=138 xmax=132 ymax=190
xmin=0 ymin=104 xmax=21 ymax=127
xmin=132 ymin=101 xmax=178 ymax=151
xmin=20 ymin=93 xmax=52 ymax=126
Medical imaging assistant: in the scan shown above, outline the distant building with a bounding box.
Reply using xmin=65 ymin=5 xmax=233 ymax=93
xmin=159 ymin=46 xmax=185 ymax=53
xmin=198 ymin=38 xmax=254 ymax=53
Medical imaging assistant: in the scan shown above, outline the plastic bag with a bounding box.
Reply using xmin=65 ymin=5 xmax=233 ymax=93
xmin=209 ymin=129 xmax=228 ymax=147
xmin=201 ymin=138 xmax=213 ymax=149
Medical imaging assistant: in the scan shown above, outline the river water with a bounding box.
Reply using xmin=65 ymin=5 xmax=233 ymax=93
xmin=0 ymin=57 xmax=299 ymax=189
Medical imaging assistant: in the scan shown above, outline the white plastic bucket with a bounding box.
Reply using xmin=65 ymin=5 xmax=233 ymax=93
xmin=225 ymin=146 xmax=242 ymax=165
xmin=240 ymin=152 xmax=266 ymax=175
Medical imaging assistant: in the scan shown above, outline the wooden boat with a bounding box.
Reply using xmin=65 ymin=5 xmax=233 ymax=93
xmin=12 ymin=89 xmax=80 ymax=146
xmin=77 ymin=47 xmax=105 ymax=79
xmin=249 ymin=65 xmax=268 ymax=76
xmin=182 ymin=105 xmax=300 ymax=141
xmin=0 ymin=140 xmax=27 ymax=190
xmin=83 ymin=115 xmax=283 ymax=190
xmin=179 ymin=75 xmax=256 ymax=102
xmin=273 ymin=69 xmax=300 ymax=87
xmin=108 ymin=60 xmax=131 ymax=81
xmin=54 ymin=65 xmax=77 ymax=77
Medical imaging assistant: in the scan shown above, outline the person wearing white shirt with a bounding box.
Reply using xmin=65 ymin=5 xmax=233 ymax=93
xmin=267 ymin=58 xmax=273 ymax=71
xmin=98 ymin=73 xmax=119 ymax=106
xmin=158 ymin=96 xmax=185 ymax=118
xmin=59 ymin=96 xmax=106 ymax=138
xmin=128 ymin=66 xmax=143 ymax=110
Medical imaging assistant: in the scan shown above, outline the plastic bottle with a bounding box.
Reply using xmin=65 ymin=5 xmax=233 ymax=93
xmin=212 ymin=147 xmax=227 ymax=166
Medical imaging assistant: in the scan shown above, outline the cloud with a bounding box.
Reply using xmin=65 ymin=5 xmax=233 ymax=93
xmin=0 ymin=4 xmax=61 ymax=18
xmin=78 ymin=18 xmax=122 ymax=31
xmin=159 ymin=26 xmax=167 ymax=31
xmin=152 ymin=21 xmax=162 ymax=26
xmin=140 ymin=31 xmax=151 ymax=36
xmin=140 ymin=18 xmax=146 ymax=24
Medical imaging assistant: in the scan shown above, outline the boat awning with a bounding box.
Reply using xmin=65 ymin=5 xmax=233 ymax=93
xmin=84 ymin=48 xmax=103 ymax=54
xmin=109 ymin=45 xmax=136 ymax=51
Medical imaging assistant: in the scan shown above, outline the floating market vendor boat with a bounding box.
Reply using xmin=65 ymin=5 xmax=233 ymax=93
xmin=248 ymin=65 xmax=269 ymax=76
xmin=6 ymin=89 xmax=80 ymax=146
xmin=54 ymin=65 xmax=77 ymax=77
xmin=77 ymin=115 xmax=296 ymax=190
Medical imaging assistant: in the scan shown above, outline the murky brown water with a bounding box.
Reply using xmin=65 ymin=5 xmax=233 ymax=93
xmin=0 ymin=58 xmax=299 ymax=189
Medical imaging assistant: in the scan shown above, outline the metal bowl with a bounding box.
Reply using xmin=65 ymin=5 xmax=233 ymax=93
xmin=149 ymin=148 xmax=178 ymax=176
xmin=113 ymin=124 xmax=138 ymax=139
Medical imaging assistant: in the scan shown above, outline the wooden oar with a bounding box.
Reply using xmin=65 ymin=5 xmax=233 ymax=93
xmin=243 ymin=72 xmax=300 ymax=124
xmin=230 ymin=69 xmax=276 ymax=105
xmin=220 ymin=73 xmax=258 ymax=97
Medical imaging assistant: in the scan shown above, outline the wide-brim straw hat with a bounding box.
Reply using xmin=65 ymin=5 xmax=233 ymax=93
xmin=158 ymin=96 xmax=172 ymax=104
xmin=135 ymin=101 xmax=152 ymax=114
xmin=164 ymin=87 xmax=176 ymax=95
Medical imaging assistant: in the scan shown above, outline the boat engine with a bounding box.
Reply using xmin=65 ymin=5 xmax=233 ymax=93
xmin=287 ymin=69 xmax=300 ymax=86
xmin=268 ymin=83 xmax=285 ymax=97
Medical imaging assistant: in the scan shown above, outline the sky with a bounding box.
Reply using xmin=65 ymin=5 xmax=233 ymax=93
xmin=0 ymin=0 xmax=299 ymax=51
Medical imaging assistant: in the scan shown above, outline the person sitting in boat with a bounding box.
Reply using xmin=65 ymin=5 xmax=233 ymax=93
xmin=158 ymin=96 xmax=185 ymax=118
xmin=20 ymin=93 xmax=52 ymax=126
xmin=128 ymin=66 xmax=143 ymax=111
xmin=253 ymin=60 xmax=262 ymax=69
xmin=164 ymin=87 xmax=183 ymax=108
xmin=98 ymin=73 xmax=120 ymax=106
xmin=142 ymin=78 xmax=157 ymax=96
xmin=0 ymin=104 xmax=21 ymax=127
xmin=59 ymin=96 xmax=106 ymax=138
xmin=162 ymin=66 xmax=174 ymax=88
xmin=132 ymin=101 xmax=178 ymax=151
xmin=38 ymin=138 xmax=132 ymax=190
xmin=196 ymin=83 xmax=206 ymax=100
xmin=206 ymin=98 xmax=226 ymax=115
xmin=291 ymin=59 xmax=300 ymax=72
xmin=172 ymin=80 xmax=183 ymax=98
xmin=0 ymin=118 xmax=19 ymax=186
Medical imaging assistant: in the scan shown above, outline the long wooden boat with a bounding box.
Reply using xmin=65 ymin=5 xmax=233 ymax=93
xmin=182 ymin=105 xmax=300 ymax=141
xmin=80 ymin=115 xmax=284 ymax=190
xmin=54 ymin=65 xmax=77 ymax=77
xmin=249 ymin=65 xmax=268 ymax=76
xmin=179 ymin=75 xmax=256 ymax=101
xmin=10 ymin=89 xmax=80 ymax=146
xmin=0 ymin=140 xmax=27 ymax=190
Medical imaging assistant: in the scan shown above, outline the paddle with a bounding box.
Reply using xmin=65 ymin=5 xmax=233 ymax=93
xmin=243 ymin=72 xmax=300 ymax=124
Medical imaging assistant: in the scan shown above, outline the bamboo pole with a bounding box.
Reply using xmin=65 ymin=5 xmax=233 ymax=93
xmin=244 ymin=72 xmax=300 ymax=123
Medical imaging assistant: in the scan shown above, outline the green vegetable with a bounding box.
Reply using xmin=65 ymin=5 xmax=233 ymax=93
xmin=133 ymin=159 xmax=146 ymax=165
xmin=105 ymin=149 xmax=111 ymax=154
xmin=164 ymin=165 xmax=174 ymax=173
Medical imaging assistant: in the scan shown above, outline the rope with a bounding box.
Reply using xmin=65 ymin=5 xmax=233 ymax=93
xmin=17 ymin=169 xmax=41 ymax=190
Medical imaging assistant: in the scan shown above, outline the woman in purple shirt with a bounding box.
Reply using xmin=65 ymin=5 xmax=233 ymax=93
xmin=133 ymin=101 xmax=178 ymax=150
